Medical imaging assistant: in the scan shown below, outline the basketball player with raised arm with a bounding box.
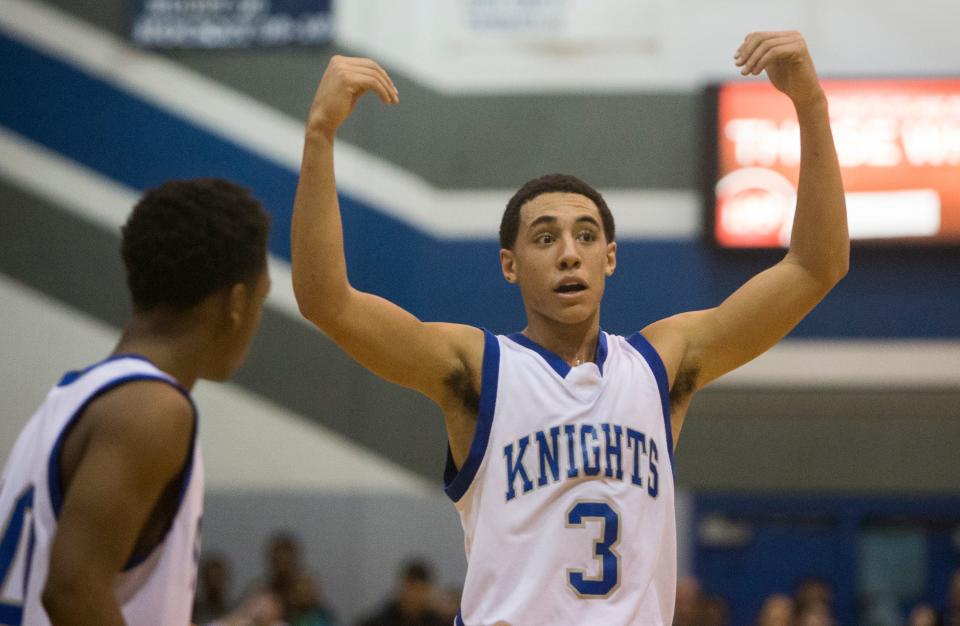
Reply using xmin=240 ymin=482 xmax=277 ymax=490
xmin=0 ymin=179 xmax=271 ymax=625
xmin=292 ymin=32 xmax=847 ymax=625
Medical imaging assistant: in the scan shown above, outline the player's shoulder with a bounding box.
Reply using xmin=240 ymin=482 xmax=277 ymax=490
xmin=426 ymin=322 xmax=486 ymax=360
xmin=640 ymin=310 xmax=713 ymax=354
xmin=83 ymin=379 xmax=194 ymax=449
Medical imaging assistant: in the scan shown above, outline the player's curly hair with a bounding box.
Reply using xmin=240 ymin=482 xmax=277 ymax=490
xmin=499 ymin=174 xmax=615 ymax=250
xmin=121 ymin=178 xmax=270 ymax=311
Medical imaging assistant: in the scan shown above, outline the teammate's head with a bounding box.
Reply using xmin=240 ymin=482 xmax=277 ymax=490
xmin=499 ymin=174 xmax=617 ymax=326
xmin=499 ymin=174 xmax=615 ymax=251
xmin=121 ymin=178 xmax=271 ymax=379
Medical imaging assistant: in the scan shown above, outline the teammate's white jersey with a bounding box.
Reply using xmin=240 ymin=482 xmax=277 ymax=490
xmin=0 ymin=355 xmax=203 ymax=626
xmin=445 ymin=330 xmax=676 ymax=626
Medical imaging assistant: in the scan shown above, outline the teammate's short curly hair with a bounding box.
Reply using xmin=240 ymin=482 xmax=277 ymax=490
xmin=499 ymin=174 xmax=615 ymax=250
xmin=121 ymin=178 xmax=270 ymax=311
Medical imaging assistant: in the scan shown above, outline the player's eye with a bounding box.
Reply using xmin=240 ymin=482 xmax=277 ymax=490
xmin=535 ymin=232 xmax=555 ymax=244
xmin=578 ymin=230 xmax=598 ymax=243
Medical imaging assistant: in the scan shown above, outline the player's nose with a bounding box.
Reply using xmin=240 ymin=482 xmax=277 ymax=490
xmin=557 ymin=235 xmax=582 ymax=270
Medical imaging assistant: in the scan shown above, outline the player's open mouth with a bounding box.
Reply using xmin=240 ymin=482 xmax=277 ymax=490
xmin=554 ymin=283 xmax=587 ymax=293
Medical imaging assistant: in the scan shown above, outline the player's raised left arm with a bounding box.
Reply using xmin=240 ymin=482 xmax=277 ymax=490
xmin=644 ymin=32 xmax=848 ymax=410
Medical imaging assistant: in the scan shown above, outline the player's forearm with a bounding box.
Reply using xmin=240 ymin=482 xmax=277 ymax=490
xmin=786 ymin=94 xmax=849 ymax=285
xmin=291 ymin=131 xmax=352 ymax=324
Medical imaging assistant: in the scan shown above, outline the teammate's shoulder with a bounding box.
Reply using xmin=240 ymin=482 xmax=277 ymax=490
xmin=84 ymin=379 xmax=194 ymax=445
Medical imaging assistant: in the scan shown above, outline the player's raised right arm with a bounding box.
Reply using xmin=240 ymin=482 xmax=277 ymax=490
xmin=291 ymin=57 xmax=482 ymax=405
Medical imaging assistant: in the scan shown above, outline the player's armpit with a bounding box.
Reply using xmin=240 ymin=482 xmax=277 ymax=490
xmin=42 ymin=382 xmax=194 ymax=625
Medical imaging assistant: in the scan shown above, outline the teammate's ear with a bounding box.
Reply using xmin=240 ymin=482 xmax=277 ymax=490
xmin=226 ymin=282 xmax=249 ymax=326
xmin=605 ymin=241 xmax=617 ymax=277
xmin=500 ymin=249 xmax=518 ymax=284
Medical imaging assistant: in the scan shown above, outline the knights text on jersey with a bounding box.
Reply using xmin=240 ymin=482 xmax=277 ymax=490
xmin=0 ymin=355 xmax=203 ymax=626
xmin=444 ymin=330 xmax=676 ymax=626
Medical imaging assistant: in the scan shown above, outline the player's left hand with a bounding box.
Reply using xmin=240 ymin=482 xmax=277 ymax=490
xmin=735 ymin=31 xmax=824 ymax=108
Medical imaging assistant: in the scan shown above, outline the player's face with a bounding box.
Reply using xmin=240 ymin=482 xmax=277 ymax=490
xmin=501 ymin=193 xmax=616 ymax=326
xmin=212 ymin=267 xmax=271 ymax=380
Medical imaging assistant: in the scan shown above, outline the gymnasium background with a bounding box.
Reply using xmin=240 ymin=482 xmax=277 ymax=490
xmin=1 ymin=0 xmax=959 ymax=623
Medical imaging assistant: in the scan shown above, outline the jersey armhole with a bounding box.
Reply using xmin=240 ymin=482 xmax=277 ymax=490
xmin=443 ymin=329 xmax=500 ymax=503
xmin=46 ymin=374 xmax=199 ymax=571
xmin=625 ymin=332 xmax=676 ymax=479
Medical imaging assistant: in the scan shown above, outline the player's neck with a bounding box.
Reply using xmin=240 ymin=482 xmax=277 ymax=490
xmin=113 ymin=313 xmax=205 ymax=389
xmin=522 ymin=314 xmax=601 ymax=367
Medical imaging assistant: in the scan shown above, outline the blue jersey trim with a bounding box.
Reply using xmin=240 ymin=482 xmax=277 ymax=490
xmin=0 ymin=605 xmax=22 ymax=624
xmin=595 ymin=331 xmax=609 ymax=375
xmin=455 ymin=609 xmax=465 ymax=626
xmin=57 ymin=354 xmax=157 ymax=387
xmin=625 ymin=332 xmax=675 ymax=479
xmin=505 ymin=330 xmax=608 ymax=378
xmin=46 ymin=370 xmax=198 ymax=571
xmin=444 ymin=329 xmax=500 ymax=503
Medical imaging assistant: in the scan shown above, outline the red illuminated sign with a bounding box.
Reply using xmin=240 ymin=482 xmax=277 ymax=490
xmin=712 ymin=79 xmax=960 ymax=247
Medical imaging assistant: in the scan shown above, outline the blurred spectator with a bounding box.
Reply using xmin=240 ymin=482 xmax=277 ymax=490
xmin=246 ymin=531 xmax=337 ymax=625
xmin=757 ymin=593 xmax=795 ymax=626
xmin=672 ymin=576 xmax=703 ymax=626
xmin=908 ymin=603 xmax=942 ymax=626
xmin=194 ymin=555 xmax=234 ymax=624
xmin=229 ymin=531 xmax=337 ymax=626
xmin=266 ymin=532 xmax=303 ymax=604
xmin=701 ymin=594 xmax=730 ymax=626
xmin=947 ymin=569 xmax=960 ymax=626
xmin=794 ymin=577 xmax=836 ymax=626
xmin=355 ymin=559 xmax=448 ymax=626
xmin=214 ymin=590 xmax=288 ymax=626
xmin=432 ymin=586 xmax=462 ymax=624
xmin=793 ymin=577 xmax=833 ymax=612
xmin=286 ymin=572 xmax=338 ymax=626
xmin=795 ymin=602 xmax=835 ymax=626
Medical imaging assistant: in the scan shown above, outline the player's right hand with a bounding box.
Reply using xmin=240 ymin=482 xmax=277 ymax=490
xmin=307 ymin=55 xmax=399 ymax=139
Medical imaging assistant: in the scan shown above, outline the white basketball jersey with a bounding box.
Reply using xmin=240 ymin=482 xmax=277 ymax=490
xmin=445 ymin=330 xmax=676 ymax=626
xmin=0 ymin=355 xmax=204 ymax=626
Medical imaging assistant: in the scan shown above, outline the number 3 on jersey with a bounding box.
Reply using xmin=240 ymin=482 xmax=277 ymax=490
xmin=565 ymin=501 xmax=621 ymax=598
xmin=0 ymin=486 xmax=36 ymax=626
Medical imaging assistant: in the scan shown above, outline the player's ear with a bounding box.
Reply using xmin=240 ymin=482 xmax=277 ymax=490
xmin=226 ymin=282 xmax=251 ymax=326
xmin=500 ymin=248 xmax=518 ymax=284
xmin=605 ymin=241 xmax=617 ymax=277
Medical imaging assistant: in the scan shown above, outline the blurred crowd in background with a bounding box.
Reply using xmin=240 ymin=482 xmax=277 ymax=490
xmin=193 ymin=533 xmax=459 ymax=626
xmin=193 ymin=529 xmax=960 ymax=626
xmin=671 ymin=571 xmax=960 ymax=626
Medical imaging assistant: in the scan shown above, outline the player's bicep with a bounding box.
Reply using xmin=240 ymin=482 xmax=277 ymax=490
xmin=319 ymin=287 xmax=483 ymax=402
xmin=687 ymin=257 xmax=834 ymax=387
xmin=46 ymin=385 xmax=193 ymax=592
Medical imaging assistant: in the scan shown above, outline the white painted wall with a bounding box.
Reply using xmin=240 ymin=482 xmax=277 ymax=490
xmin=335 ymin=0 xmax=960 ymax=92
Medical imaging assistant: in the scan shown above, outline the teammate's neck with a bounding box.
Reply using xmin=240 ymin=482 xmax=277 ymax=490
xmin=113 ymin=313 xmax=205 ymax=389
xmin=522 ymin=313 xmax=601 ymax=367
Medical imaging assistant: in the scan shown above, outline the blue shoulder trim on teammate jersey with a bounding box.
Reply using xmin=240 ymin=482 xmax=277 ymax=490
xmin=455 ymin=608 xmax=466 ymax=626
xmin=46 ymin=371 xmax=198 ymax=571
xmin=444 ymin=329 xmax=500 ymax=503
xmin=625 ymin=332 xmax=675 ymax=479
xmin=506 ymin=330 xmax=609 ymax=378
xmin=57 ymin=354 xmax=158 ymax=387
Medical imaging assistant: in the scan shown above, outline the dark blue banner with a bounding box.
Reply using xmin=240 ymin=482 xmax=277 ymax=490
xmin=132 ymin=0 xmax=333 ymax=48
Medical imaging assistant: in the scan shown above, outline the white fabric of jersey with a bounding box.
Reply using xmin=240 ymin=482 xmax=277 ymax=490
xmin=0 ymin=355 xmax=203 ymax=626
xmin=445 ymin=330 xmax=676 ymax=626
